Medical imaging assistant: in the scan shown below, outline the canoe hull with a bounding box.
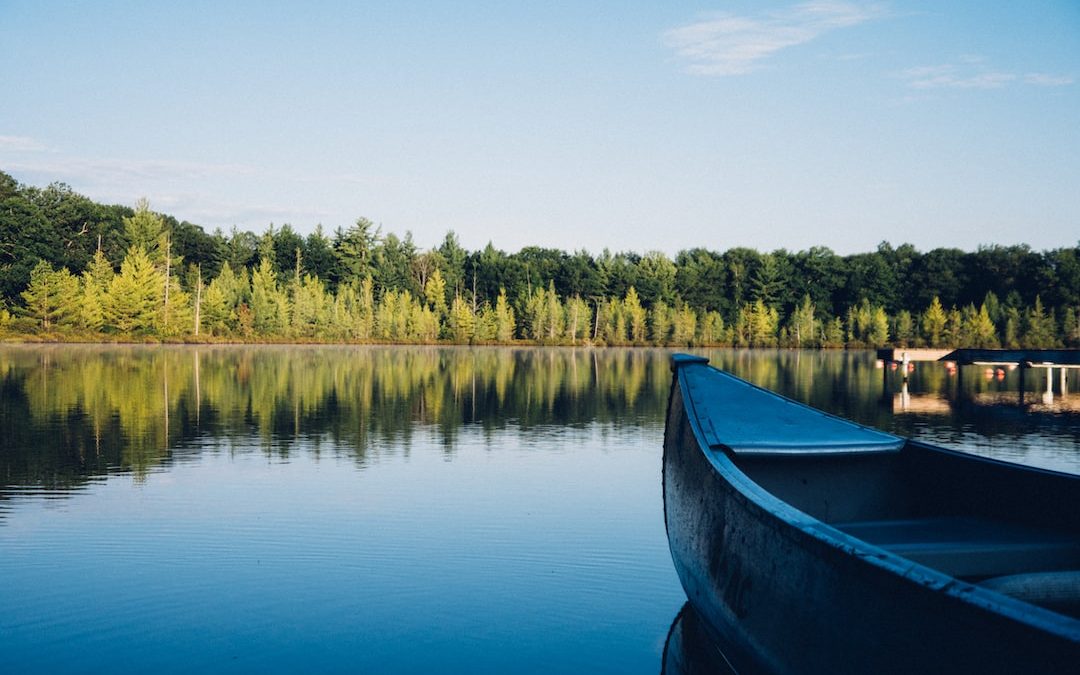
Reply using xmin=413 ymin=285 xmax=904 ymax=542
xmin=663 ymin=368 xmax=1080 ymax=673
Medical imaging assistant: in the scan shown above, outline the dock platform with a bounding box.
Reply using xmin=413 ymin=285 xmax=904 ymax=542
xmin=876 ymin=348 xmax=953 ymax=364
xmin=939 ymin=349 xmax=1080 ymax=367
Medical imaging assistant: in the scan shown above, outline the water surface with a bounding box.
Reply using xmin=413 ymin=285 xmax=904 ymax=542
xmin=1 ymin=346 xmax=1077 ymax=673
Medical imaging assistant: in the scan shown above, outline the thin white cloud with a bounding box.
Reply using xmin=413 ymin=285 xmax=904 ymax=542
xmin=900 ymin=61 xmax=1073 ymax=90
xmin=1024 ymin=73 xmax=1074 ymax=87
xmin=5 ymin=155 xmax=257 ymax=183
xmin=0 ymin=135 xmax=50 ymax=152
xmin=5 ymin=151 xmax=350 ymax=229
xmin=902 ymin=65 xmax=1015 ymax=89
xmin=664 ymin=2 xmax=886 ymax=76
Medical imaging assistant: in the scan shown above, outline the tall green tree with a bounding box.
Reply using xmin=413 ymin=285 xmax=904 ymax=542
xmin=922 ymin=297 xmax=947 ymax=347
xmin=105 ymin=246 xmax=162 ymax=332
xmin=493 ymin=289 xmax=515 ymax=342
xmin=123 ymin=199 xmax=165 ymax=252
xmin=1023 ymin=296 xmax=1058 ymax=348
xmin=623 ymin=286 xmax=647 ymax=344
xmin=787 ymin=295 xmax=818 ymax=348
xmin=250 ymin=258 xmax=287 ymax=335
xmin=21 ymin=260 xmax=81 ymax=329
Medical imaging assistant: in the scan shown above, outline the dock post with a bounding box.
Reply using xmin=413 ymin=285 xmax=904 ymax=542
xmin=1018 ymin=363 xmax=1025 ymax=405
xmin=1044 ymin=366 xmax=1054 ymax=405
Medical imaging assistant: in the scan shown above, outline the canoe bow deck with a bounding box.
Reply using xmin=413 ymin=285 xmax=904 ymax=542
xmin=663 ymin=354 xmax=1080 ymax=673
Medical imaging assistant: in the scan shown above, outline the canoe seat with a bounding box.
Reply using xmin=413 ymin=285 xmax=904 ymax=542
xmin=833 ymin=517 xmax=1080 ymax=579
xmin=980 ymin=571 xmax=1080 ymax=618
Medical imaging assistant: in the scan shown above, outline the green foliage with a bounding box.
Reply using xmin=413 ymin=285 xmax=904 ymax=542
xmin=736 ymin=299 xmax=778 ymax=347
xmin=787 ymin=295 xmax=818 ymax=348
xmin=564 ymin=295 xmax=592 ymax=343
xmin=671 ymin=303 xmax=697 ymax=347
xmin=699 ymin=311 xmax=727 ymax=346
xmin=893 ymin=310 xmax=915 ymax=347
xmin=201 ymin=281 xmax=230 ymax=336
xmin=524 ymin=282 xmax=564 ymax=343
xmin=623 ymin=287 xmax=647 ymax=344
xmin=1063 ymin=306 xmax=1080 ymax=347
xmin=868 ymin=306 xmax=890 ymax=347
xmin=650 ymin=300 xmax=672 ymax=345
xmin=922 ymin=297 xmax=947 ymax=347
xmin=447 ymin=295 xmax=475 ymax=343
xmin=2 ymin=174 xmax=1078 ymax=348
xmin=106 ymin=246 xmax=162 ymax=332
xmin=493 ymin=289 xmax=515 ymax=342
xmin=250 ymin=258 xmax=287 ymax=334
xmin=424 ymin=267 xmax=449 ymax=319
xmin=1023 ymin=296 xmax=1058 ymax=348
xmin=123 ymin=199 xmax=165 ymax=252
xmin=962 ymin=303 xmax=999 ymax=348
xmin=21 ymin=260 xmax=81 ymax=329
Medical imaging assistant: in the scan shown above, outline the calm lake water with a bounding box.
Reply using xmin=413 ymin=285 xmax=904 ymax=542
xmin=1 ymin=345 xmax=1078 ymax=673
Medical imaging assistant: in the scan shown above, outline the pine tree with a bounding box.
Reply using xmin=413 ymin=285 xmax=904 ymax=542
xmin=699 ymin=311 xmax=726 ymax=346
xmin=290 ymin=273 xmax=330 ymax=338
xmin=788 ymin=295 xmax=818 ymax=348
xmin=250 ymin=258 xmax=286 ymax=335
xmin=105 ymin=246 xmax=162 ymax=332
xmin=564 ymin=295 xmax=592 ymax=343
xmin=893 ymin=310 xmax=915 ymax=347
xmin=448 ymin=294 xmax=476 ymax=343
xmin=598 ymin=299 xmax=626 ymax=345
xmin=201 ymin=282 xmax=230 ymax=336
xmin=354 ymin=276 xmax=375 ymax=340
xmin=1023 ymin=296 xmax=1058 ymax=348
xmin=544 ymin=282 xmax=564 ymax=342
xmin=123 ymin=199 xmax=165 ymax=251
xmin=671 ymin=303 xmax=697 ymax=346
xmin=750 ymin=299 xmax=779 ymax=347
xmin=1003 ymin=307 xmax=1022 ymax=348
xmin=650 ymin=300 xmax=672 ymax=345
xmin=424 ymin=267 xmax=449 ymax=319
xmin=623 ymin=286 xmax=647 ymax=343
xmin=157 ymin=275 xmax=193 ymax=337
xmin=868 ymin=306 xmax=890 ymax=347
xmin=966 ymin=303 xmax=999 ymax=348
xmin=1063 ymin=306 xmax=1080 ymax=347
xmin=80 ymin=271 xmax=105 ymax=331
xmin=823 ymin=317 xmax=845 ymax=348
xmin=944 ymin=307 xmax=962 ymax=347
xmin=493 ymin=289 xmax=515 ymax=342
xmin=922 ymin=296 xmax=947 ymax=347
xmin=21 ymin=260 xmax=81 ymax=329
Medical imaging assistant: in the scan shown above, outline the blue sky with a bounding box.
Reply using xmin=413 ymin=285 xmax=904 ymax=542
xmin=1 ymin=1 xmax=1077 ymax=255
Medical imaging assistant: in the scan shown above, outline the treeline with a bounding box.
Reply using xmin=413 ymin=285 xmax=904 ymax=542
xmin=1 ymin=172 xmax=1079 ymax=348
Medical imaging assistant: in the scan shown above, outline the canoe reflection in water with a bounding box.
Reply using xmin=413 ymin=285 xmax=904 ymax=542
xmin=661 ymin=603 xmax=739 ymax=675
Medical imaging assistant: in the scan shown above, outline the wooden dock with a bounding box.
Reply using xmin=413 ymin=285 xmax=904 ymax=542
xmin=876 ymin=348 xmax=953 ymax=364
xmin=878 ymin=348 xmax=1080 ymax=405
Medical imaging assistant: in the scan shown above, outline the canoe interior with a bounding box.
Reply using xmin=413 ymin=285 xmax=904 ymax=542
xmin=733 ymin=444 xmax=1080 ymax=588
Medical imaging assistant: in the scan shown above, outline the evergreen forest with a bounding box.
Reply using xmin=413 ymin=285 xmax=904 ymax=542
xmin=2 ymin=172 xmax=1079 ymax=348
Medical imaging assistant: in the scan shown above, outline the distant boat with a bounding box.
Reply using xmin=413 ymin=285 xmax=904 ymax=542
xmin=663 ymin=354 xmax=1080 ymax=673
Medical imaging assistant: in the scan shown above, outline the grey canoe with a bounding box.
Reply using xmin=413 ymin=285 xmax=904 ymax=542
xmin=663 ymin=354 xmax=1080 ymax=673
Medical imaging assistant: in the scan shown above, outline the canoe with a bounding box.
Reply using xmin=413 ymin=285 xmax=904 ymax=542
xmin=663 ymin=354 xmax=1080 ymax=673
